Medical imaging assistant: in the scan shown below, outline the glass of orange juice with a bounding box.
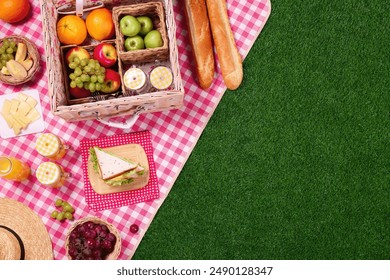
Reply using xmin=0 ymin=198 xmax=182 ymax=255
xmin=0 ymin=156 xmax=31 ymax=181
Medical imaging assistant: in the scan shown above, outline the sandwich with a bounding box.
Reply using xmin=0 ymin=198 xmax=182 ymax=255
xmin=89 ymin=146 xmax=145 ymax=187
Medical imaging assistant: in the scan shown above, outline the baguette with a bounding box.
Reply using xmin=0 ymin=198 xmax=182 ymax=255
xmin=205 ymin=0 xmax=243 ymax=90
xmin=183 ymin=0 xmax=215 ymax=89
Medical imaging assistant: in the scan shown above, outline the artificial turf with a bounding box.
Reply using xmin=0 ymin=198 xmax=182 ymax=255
xmin=132 ymin=0 xmax=389 ymax=259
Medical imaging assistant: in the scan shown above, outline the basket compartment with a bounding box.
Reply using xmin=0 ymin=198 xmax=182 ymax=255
xmin=112 ymin=1 xmax=169 ymax=64
xmin=60 ymin=40 xmax=119 ymax=105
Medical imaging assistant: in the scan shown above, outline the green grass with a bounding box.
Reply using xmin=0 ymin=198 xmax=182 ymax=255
xmin=133 ymin=0 xmax=389 ymax=259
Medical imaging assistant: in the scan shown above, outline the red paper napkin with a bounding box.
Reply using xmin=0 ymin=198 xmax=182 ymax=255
xmin=79 ymin=130 xmax=159 ymax=211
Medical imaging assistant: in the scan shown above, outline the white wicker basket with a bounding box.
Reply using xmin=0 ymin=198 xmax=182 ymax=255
xmin=39 ymin=0 xmax=184 ymax=124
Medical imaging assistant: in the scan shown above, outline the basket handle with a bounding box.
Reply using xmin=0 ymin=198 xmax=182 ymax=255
xmin=96 ymin=105 xmax=145 ymax=130
xmin=57 ymin=0 xmax=104 ymax=15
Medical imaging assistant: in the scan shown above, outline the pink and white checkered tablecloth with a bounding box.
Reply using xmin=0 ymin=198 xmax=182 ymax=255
xmin=0 ymin=0 xmax=271 ymax=259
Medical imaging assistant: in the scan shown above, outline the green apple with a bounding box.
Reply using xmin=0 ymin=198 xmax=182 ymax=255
xmin=120 ymin=15 xmax=141 ymax=37
xmin=144 ymin=30 xmax=163 ymax=49
xmin=137 ymin=16 xmax=154 ymax=36
xmin=124 ymin=36 xmax=145 ymax=51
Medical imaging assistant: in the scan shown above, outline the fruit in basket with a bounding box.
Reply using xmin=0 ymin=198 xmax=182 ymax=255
xmin=68 ymin=57 xmax=106 ymax=94
xmin=137 ymin=16 xmax=154 ymax=36
xmin=70 ymin=87 xmax=91 ymax=99
xmin=144 ymin=30 xmax=163 ymax=49
xmin=6 ymin=60 xmax=27 ymax=79
xmin=101 ymin=69 xmax=121 ymax=93
xmin=65 ymin=47 xmax=91 ymax=65
xmin=120 ymin=15 xmax=141 ymax=37
xmin=57 ymin=15 xmax=87 ymax=45
xmin=0 ymin=0 xmax=30 ymax=24
xmin=93 ymin=43 xmax=117 ymax=68
xmin=67 ymin=220 xmax=117 ymax=260
xmin=124 ymin=36 xmax=145 ymax=51
xmin=15 ymin=43 xmax=27 ymax=62
xmin=0 ymin=38 xmax=17 ymax=69
xmin=86 ymin=8 xmax=115 ymax=41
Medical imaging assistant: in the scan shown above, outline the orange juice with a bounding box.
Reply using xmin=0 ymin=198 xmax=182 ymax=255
xmin=0 ymin=156 xmax=31 ymax=181
xmin=36 ymin=133 xmax=67 ymax=160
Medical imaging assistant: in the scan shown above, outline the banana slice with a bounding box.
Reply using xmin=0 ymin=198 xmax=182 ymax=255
xmin=20 ymin=57 xmax=33 ymax=71
xmin=15 ymin=43 xmax=27 ymax=62
xmin=1 ymin=66 xmax=10 ymax=75
xmin=6 ymin=60 xmax=28 ymax=79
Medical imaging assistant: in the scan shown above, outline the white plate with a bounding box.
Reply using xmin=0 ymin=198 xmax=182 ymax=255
xmin=0 ymin=89 xmax=45 ymax=139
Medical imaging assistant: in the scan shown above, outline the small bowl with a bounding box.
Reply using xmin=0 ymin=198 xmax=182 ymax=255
xmin=65 ymin=216 xmax=121 ymax=260
xmin=0 ymin=35 xmax=40 ymax=85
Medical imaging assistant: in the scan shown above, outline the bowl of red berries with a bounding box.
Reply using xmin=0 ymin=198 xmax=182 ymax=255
xmin=65 ymin=216 xmax=121 ymax=260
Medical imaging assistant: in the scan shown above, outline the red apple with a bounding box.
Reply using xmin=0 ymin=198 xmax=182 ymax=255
xmin=101 ymin=69 xmax=121 ymax=93
xmin=69 ymin=87 xmax=91 ymax=99
xmin=65 ymin=47 xmax=90 ymax=65
xmin=93 ymin=43 xmax=117 ymax=68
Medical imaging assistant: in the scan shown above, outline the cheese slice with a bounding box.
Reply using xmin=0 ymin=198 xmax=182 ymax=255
xmin=17 ymin=100 xmax=32 ymax=116
xmin=9 ymin=99 xmax=20 ymax=115
xmin=2 ymin=99 xmax=12 ymax=115
xmin=17 ymin=93 xmax=29 ymax=101
xmin=26 ymin=108 xmax=40 ymax=122
xmin=93 ymin=147 xmax=138 ymax=180
xmin=25 ymin=96 xmax=37 ymax=108
xmin=1 ymin=111 xmax=14 ymax=129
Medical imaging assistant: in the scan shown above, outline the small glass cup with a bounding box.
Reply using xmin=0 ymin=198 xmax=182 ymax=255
xmin=123 ymin=67 xmax=149 ymax=95
xmin=149 ymin=66 xmax=173 ymax=91
xmin=0 ymin=156 xmax=31 ymax=182
xmin=35 ymin=162 xmax=69 ymax=188
xmin=35 ymin=133 xmax=68 ymax=161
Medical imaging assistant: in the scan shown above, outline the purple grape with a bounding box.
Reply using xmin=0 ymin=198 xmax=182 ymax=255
xmin=101 ymin=239 xmax=114 ymax=251
xmin=92 ymin=249 xmax=103 ymax=260
xmin=82 ymin=248 xmax=92 ymax=257
xmin=84 ymin=229 xmax=97 ymax=239
xmin=99 ymin=231 xmax=107 ymax=239
xmin=106 ymin=233 xmax=116 ymax=243
xmin=69 ymin=231 xmax=78 ymax=241
xmin=68 ymin=247 xmax=78 ymax=259
xmin=76 ymin=224 xmax=87 ymax=235
xmin=94 ymin=225 xmax=103 ymax=235
xmin=100 ymin=225 xmax=109 ymax=233
xmin=130 ymin=224 xmax=139 ymax=233
xmin=85 ymin=221 xmax=95 ymax=230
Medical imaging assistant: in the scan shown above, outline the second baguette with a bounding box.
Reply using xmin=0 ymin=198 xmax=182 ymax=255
xmin=205 ymin=0 xmax=243 ymax=90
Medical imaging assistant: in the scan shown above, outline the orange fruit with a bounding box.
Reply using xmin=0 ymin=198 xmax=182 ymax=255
xmin=0 ymin=0 xmax=30 ymax=23
xmin=86 ymin=8 xmax=115 ymax=41
xmin=57 ymin=15 xmax=87 ymax=45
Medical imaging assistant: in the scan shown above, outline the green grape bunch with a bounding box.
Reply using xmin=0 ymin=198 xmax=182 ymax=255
xmin=68 ymin=57 xmax=106 ymax=93
xmin=51 ymin=198 xmax=75 ymax=222
xmin=0 ymin=38 xmax=17 ymax=70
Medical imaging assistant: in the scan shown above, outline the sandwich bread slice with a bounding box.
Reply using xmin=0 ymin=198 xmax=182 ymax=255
xmin=89 ymin=146 xmax=145 ymax=186
xmin=93 ymin=146 xmax=138 ymax=180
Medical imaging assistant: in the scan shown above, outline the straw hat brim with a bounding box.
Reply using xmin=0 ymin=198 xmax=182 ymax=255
xmin=0 ymin=197 xmax=53 ymax=260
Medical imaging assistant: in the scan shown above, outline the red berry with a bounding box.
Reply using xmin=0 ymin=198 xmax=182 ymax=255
xmin=130 ymin=224 xmax=139 ymax=233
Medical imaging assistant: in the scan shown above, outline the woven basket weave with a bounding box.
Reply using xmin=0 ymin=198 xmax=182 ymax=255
xmin=65 ymin=216 xmax=121 ymax=260
xmin=0 ymin=35 xmax=40 ymax=86
xmin=39 ymin=0 xmax=183 ymax=122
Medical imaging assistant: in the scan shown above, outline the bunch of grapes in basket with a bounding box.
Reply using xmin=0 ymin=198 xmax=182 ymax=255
xmin=68 ymin=57 xmax=106 ymax=93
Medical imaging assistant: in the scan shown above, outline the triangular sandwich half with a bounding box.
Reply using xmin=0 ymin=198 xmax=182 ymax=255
xmin=93 ymin=146 xmax=138 ymax=180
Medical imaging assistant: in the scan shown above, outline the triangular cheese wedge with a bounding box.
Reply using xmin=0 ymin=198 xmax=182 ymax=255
xmin=93 ymin=147 xmax=138 ymax=180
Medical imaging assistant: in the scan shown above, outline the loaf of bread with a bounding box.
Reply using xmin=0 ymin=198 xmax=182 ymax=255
xmin=183 ymin=0 xmax=215 ymax=89
xmin=205 ymin=0 xmax=243 ymax=90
